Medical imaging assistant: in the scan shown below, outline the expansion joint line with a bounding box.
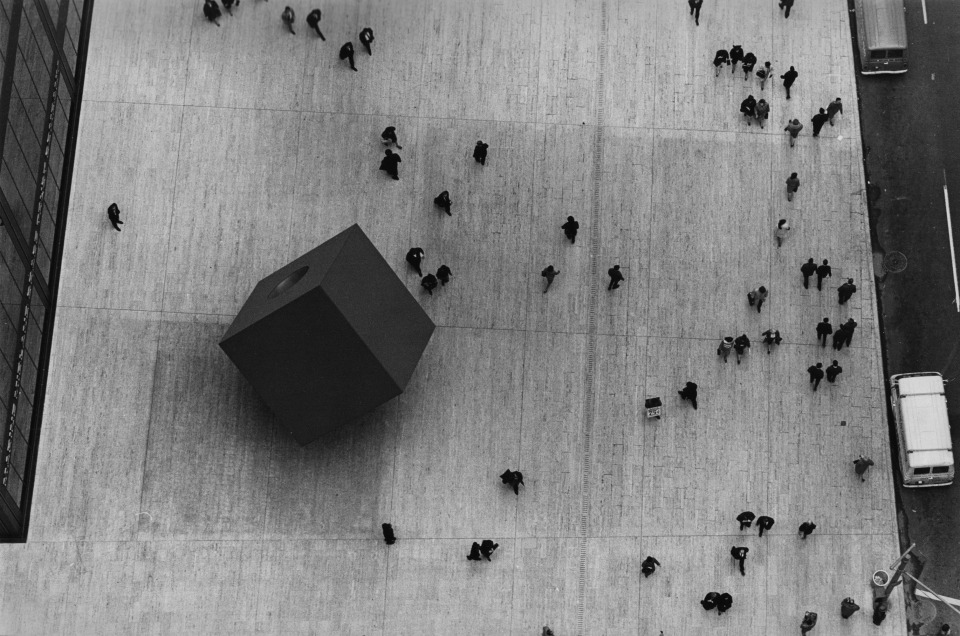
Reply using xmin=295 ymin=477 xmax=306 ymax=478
xmin=576 ymin=3 xmax=607 ymax=634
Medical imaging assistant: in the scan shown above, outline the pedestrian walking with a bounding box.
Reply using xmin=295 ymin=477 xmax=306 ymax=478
xmin=406 ymin=247 xmax=424 ymax=276
xmin=713 ymin=49 xmax=730 ymax=77
xmin=688 ymin=0 xmax=703 ymax=25
xmin=678 ymin=381 xmax=699 ymax=409
xmin=561 ymin=216 xmax=579 ymax=243
xmin=742 ymin=52 xmax=757 ymax=80
xmin=281 ymin=6 xmax=295 ymax=34
xmin=781 ymin=66 xmax=798 ymax=99
xmin=832 ymin=329 xmax=846 ymax=351
xmin=716 ymin=592 xmax=733 ymax=615
xmin=816 ymin=317 xmax=832 ymax=347
xmin=543 ymin=628 xmax=555 ymax=636
xmin=755 ymin=286 xmax=768 ymax=313
xmin=761 ymin=328 xmax=782 ymax=353
xmin=827 ymin=97 xmax=843 ymax=125
xmin=740 ymin=95 xmax=757 ymax=124
xmin=757 ymin=61 xmax=773 ymax=90
xmin=784 ymin=119 xmax=803 ymax=147
xmin=853 ymin=455 xmax=874 ymax=481
xmin=701 ymin=591 xmax=720 ymax=610
xmin=718 ymin=336 xmax=734 ymax=363
xmin=541 ymin=265 xmax=559 ymax=292
xmin=736 ymin=510 xmax=756 ymax=530
xmin=800 ymin=611 xmax=818 ymax=633
xmin=811 ymin=108 xmax=829 ymax=137
xmin=798 ymin=521 xmax=817 ymax=538
xmin=203 ymin=0 xmax=222 ymax=26
xmin=826 ymin=360 xmax=842 ymax=383
xmin=939 ymin=625 xmax=952 ymax=635
xmin=381 ymin=126 xmax=402 ymax=149
xmin=473 ymin=140 xmax=489 ymax=165
xmin=500 ymin=469 xmax=524 ymax=495
xmin=107 ymin=202 xmax=123 ymax=231
xmin=775 ymin=219 xmax=790 ymax=246
xmin=382 ymin=522 xmax=396 ymax=544
xmin=641 ymin=556 xmax=661 ymax=577
xmin=755 ymin=98 xmax=770 ymax=128
xmin=421 ymin=274 xmax=438 ymax=295
xmin=808 ymin=363 xmax=824 ymax=391
xmin=434 ymin=190 xmax=452 ymax=216
xmin=380 ymin=148 xmax=401 ymax=179
xmin=359 ymin=27 xmax=374 ymax=55
xmin=730 ymin=546 xmax=749 ymax=576
xmin=756 ymin=515 xmax=775 ymax=537
xmin=780 ymin=0 xmax=795 ymax=19
xmin=816 ymin=259 xmax=832 ymax=290
xmin=479 ymin=539 xmax=499 ymax=561
xmin=339 ymin=42 xmax=358 ymax=71
xmin=467 ymin=542 xmax=482 ymax=560
xmin=436 ymin=265 xmax=452 ymax=286
xmin=872 ymin=597 xmax=887 ymax=625
xmin=838 ymin=278 xmax=857 ymax=304
xmin=222 ymin=0 xmax=237 ymax=16
xmin=840 ymin=597 xmax=861 ymax=618
xmin=734 ymin=333 xmax=750 ymax=364
xmin=729 ymin=44 xmax=744 ymax=74
xmin=801 ymin=257 xmax=817 ymax=288
xmin=306 ymin=9 xmax=325 ymax=39
xmin=607 ymin=265 xmax=624 ymax=290
xmin=786 ymin=172 xmax=800 ymax=201
xmin=841 ymin=318 xmax=857 ymax=348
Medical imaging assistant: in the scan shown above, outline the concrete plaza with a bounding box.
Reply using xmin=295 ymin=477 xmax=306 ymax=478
xmin=0 ymin=0 xmax=902 ymax=634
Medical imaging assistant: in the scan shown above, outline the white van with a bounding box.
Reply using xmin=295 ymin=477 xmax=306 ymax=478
xmin=889 ymin=372 xmax=954 ymax=487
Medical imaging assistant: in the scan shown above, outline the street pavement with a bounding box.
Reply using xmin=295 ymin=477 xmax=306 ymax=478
xmin=0 ymin=0 xmax=905 ymax=633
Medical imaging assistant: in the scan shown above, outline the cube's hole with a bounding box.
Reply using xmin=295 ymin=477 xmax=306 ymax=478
xmin=268 ymin=265 xmax=309 ymax=299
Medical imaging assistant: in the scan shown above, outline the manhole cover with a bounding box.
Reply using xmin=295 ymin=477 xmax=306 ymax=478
xmin=883 ymin=251 xmax=908 ymax=273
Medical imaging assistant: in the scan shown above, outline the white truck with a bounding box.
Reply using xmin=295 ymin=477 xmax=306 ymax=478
xmin=889 ymin=372 xmax=954 ymax=487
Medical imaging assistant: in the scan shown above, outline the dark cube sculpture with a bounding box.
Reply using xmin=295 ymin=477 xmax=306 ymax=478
xmin=220 ymin=224 xmax=435 ymax=445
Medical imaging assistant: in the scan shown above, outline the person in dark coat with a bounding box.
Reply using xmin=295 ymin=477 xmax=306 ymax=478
xmin=801 ymin=257 xmax=817 ymax=289
xmin=827 ymin=97 xmax=844 ymax=125
xmin=382 ymin=522 xmax=396 ymax=544
xmin=811 ymin=108 xmax=829 ymax=136
xmin=832 ymin=328 xmax=847 ymax=351
xmin=740 ymin=95 xmax=757 ymax=125
xmin=421 ymin=274 xmax=438 ymax=295
xmin=380 ymin=148 xmax=401 ymax=179
xmin=281 ymin=6 xmax=295 ymax=35
xmin=713 ymin=48 xmax=730 ymax=76
xmin=434 ymin=191 xmax=452 ymax=216
xmin=203 ymin=0 xmax=222 ymax=26
xmin=688 ymin=0 xmax=703 ymax=25
xmin=786 ymin=172 xmax=800 ymax=201
xmin=826 ymin=360 xmax=842 ymax=383
xmin=473 ymin=140 xmax=489 ymax=165
xmin=756 ymin=515 xmax=775 ymax=537
xmin=780 ymin=0 xmax=795 ymax=18
xmin=736 ymin=511 xmax=755 ymax=530
xmin=734 ymin=334 xmax=750 ymax=364
xmin=641 ymin=556 xmax=661 ymax=577
xmin=678 ymin=381 xmax=698 ymax=409
xmin=761 ymin=328 xmax=782 ymax=354
xmin=840 ymin=597 xmax=860 ymax=618
xmin=381 ymin=126 xmax=402 ymax=149
xmin=798 ymin=521 xmax=817 ymax=538
xmin=479 ymin=539 xmax=499 ymax=560
xmin=222 ymin=0 xmax=237 ymax=16
xmin=781 ymin=65 xmax=798 ymax=99
xmin=853 ymin=455 xmax=874 ymax=481
xmin=500 ymin=469 xmax=524 ymax=495
xmin=359 ymin=27 xmax=375 ymax=55
xmin=729 ymin=44 xmax=744 ymax=73
xmin=436 ymin=265 xmax=452 ymax=286
xmin=107 ymin=202 xmax=123 ymax=231
xmin=701 ymin=591 xmax=719 ymax=610
xmin=838 ymin=278 xmax=857 ymax=304
xmin=730 ymin=546 xmax=749 ymax=575
xmin=339 ymin=42 xmax=358 ymax=71
xmin=808 ymin=363 xmax=824 ymax=391
xmin=741 ymin=52 xmax=757 ymax=80
xmin=562 ymin=216 xmax=579 ymax=243
xmin=406 ymin=247 xmax=424 ymax=276
xmin=542 ymin=265 xmax=559 ymax=292
xmin=608 ymin=265 xmax=624 ymax=290
xmin=816 ymin=259 xmax=832 ymax=290
xmin=800 ymin=611 xmax=818 ymax=633
xmin=816 ymin=317 xmax=832 ymax=347
xmin=784 ymin=119 xmax=803 ymax=147
xmin=872 ymin=597 xmax=887 ymax=625
xmin=306 ymin=9 xmax=325 ymax=39
xmin=841 ymin=318 xmax=857 ymax=348
xmin=716 ymin=592 xmax=733 ymax=614
xmin=467 ymin=542 xmax=482 ymax=561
